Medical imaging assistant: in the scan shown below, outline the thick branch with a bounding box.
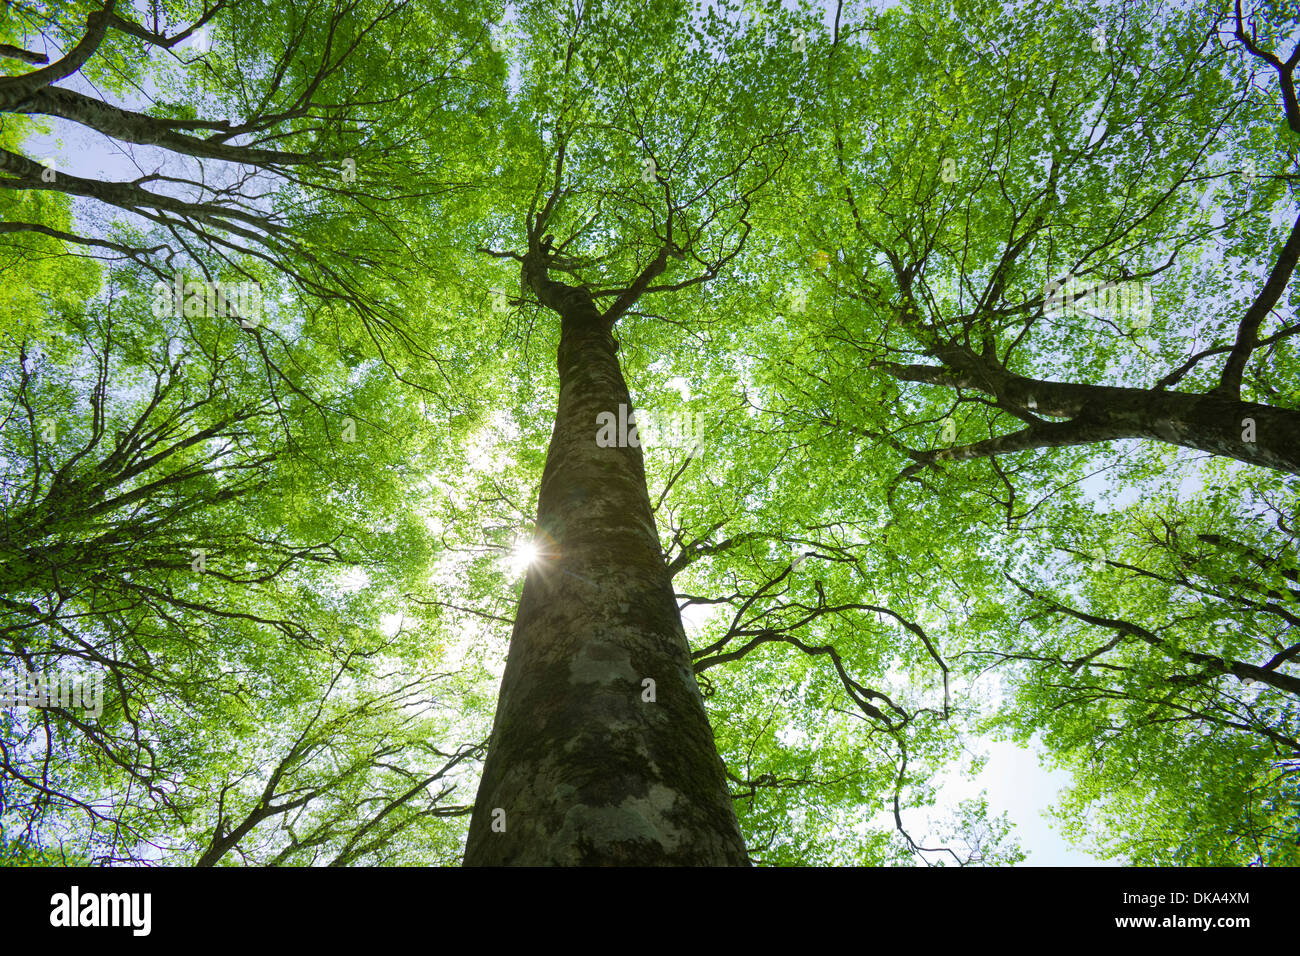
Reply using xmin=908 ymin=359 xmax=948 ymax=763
xmin=1214 ymin=210 xmax=1300 ymax=398
xmin=0 ymin=1 xmax=114 ymax=110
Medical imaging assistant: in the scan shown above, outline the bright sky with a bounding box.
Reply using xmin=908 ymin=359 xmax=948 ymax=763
xmin=946 ymin=740 xmax=1116 ymax=865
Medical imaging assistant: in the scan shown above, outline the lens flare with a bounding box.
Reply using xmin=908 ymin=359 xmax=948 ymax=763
xmin=510 ymin=540 xmax=540 ymax=575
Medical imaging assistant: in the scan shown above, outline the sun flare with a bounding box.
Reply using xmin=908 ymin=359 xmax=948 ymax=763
xmin=510 ymin=540 xmax=540 ymax=575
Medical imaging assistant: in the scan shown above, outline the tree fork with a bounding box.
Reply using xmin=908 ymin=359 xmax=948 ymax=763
xmin=463 ymin=288 xmax=749 ymax=866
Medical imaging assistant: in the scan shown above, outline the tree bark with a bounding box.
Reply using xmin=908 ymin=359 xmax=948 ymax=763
xmin=883 ymin=351 xmax=1300 ymax=475
xmin=462 ymin=291 xmax=749 ymax=866
xmin=995 ymin=376 xmax=1299 ymax=473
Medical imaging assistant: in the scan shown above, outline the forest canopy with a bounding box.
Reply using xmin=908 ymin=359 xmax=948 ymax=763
xmin=0 ymin=0 xmax=1297 ymax=867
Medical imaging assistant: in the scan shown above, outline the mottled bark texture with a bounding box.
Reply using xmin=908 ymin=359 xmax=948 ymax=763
xmin=463 ymin=287 xmax=749 ymax=866
xmin=883 ymin=344 xmax=1300 ymax=477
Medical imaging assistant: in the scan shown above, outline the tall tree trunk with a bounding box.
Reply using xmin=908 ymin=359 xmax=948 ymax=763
xmin=462 ymin=290 xmax=749 ymax=866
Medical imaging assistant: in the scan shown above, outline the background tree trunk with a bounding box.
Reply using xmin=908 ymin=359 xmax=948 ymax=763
xmin=462 ymin=293 xmax=749 ymax=866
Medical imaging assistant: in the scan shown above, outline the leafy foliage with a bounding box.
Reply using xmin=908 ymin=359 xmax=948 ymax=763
xmin=1 ymin=0 xmax=1296 ymax=866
